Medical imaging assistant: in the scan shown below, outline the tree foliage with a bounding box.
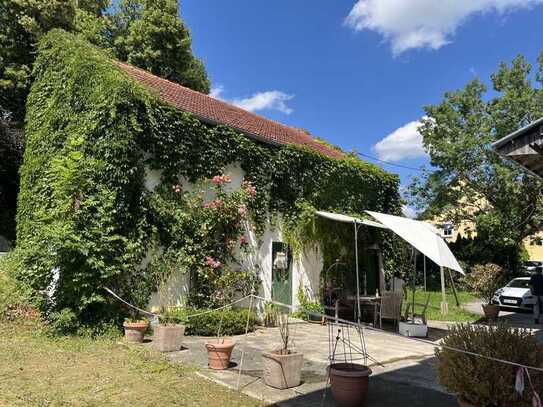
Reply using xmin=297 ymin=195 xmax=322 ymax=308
xmin=112 ymin=0 xmax=210 ymax=93
xmin=0 ymin=0 xmax=210 ymax=243
xmin=15 ymin=31 xmax=401 ymax=327
xmin=411 ymin=55 xmax=543 ymax=271
xmin=0 ymin=121 xmax=24 ymax=242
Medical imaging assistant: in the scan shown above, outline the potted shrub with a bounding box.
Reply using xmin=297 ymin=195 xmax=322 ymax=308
xmin=436 ymin=324 xmax=543 ymax=406
xmin=154 ymin=309 xmax=186 ymax=352
xmin=262 ymin=313 xmax=304 ymax=389
xmin=296 ymin=287 xmax=324 ymax=323
xmin=464 ymin=263 xmax=505 ymax=320
xmin=123 ymin=317 xmax=149 ymax=343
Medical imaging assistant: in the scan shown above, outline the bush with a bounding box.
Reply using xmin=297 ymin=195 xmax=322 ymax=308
xmin=464 ymin=263 xmax=506 ymax=304
xmin=0 ymin=253 xmax=38 ymax=321
xmin=436 ymin=324 xmax=543 ymax=406
xmin=170 ymin=307 xmax=257 ymax=336
xmin=47 ymin=308 xmax=79 ymax=335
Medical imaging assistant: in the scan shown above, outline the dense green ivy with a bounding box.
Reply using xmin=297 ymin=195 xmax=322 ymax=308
xmin=15 ymin=30 xmax=403 ymax=326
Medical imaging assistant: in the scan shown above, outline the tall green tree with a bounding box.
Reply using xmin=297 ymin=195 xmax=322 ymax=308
xmin=411 ymin=55 xmax=543 ymax=272
xmin=111 ymin=0 xmax=210 ymax=93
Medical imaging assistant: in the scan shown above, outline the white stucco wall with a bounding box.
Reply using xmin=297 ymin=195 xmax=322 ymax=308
xmin=293 ymin=244 xmax=323 ymax=307
xmin=143 ymin=161 xmax=324 ymax=310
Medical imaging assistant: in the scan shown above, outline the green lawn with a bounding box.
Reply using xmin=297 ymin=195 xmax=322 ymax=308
xmin=0 ymin=322 xmax=259 ymax=406
xmin=408 ymin=289 xmax=481 ymax=322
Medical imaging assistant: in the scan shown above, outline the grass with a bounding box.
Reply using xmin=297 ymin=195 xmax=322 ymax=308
xmin=408 ymin=289 xmax=481 ymax=322
xmin=0 ymin=321 xmax=260 ymax=406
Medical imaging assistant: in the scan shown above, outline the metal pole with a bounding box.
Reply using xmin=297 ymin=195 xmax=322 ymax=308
xmin=423 ymin=255 xmax=427 ymax=292
xmin=440 ymin=266 xmax=448 ymax=315
xmin=354 ymin=222 xmax=361 ymax=324
xmin=448 ymin=268 xmax=460 ymax=307
xmin=412 ymin=248 xmax=416 ymax=321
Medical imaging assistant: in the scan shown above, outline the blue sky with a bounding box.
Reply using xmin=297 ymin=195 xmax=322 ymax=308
xmin=181 ymin=0 xmax=543 ymax=210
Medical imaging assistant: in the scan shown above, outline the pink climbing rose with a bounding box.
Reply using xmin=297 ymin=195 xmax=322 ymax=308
xmin=242 ymin=180 xmax=257 ymax=198
xmin=203 ymin=199 xmax=224 ymax=209
xmin=212 ymin=174 xmax=232 ymax=185
xmin=238 ymin=204 xmax=248 ymax=217
xmin=205 ymin=256 xmax=222 ymax=269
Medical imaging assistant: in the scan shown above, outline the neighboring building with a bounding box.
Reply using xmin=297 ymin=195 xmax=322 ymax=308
xmin=431 ymin=218 xmax=543 ymax=261
xmin=492 ymin=118 xmax=543 ymax=260
xmin=492 ymin=117 xmax=543 ymax=178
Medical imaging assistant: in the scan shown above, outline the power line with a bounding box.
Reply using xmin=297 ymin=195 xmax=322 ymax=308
xmin=357 ymin=152 xmax=425 ymax=172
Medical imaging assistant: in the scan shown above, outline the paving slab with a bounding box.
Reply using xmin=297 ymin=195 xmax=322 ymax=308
xmin=154 ymin=321 xmax=457 ymax=406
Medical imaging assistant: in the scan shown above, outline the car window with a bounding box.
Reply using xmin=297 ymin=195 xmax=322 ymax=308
xmin=507 ymin=279 xmax=531 ymax=288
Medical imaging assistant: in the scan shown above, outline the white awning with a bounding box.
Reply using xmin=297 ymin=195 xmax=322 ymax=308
xmin=365 ymin=211 xmax=464 ymax=274
xmin=315 ymin=210 xmax=388 ymax=229
xmin=315 ymin=209 xmax=464 ymax=274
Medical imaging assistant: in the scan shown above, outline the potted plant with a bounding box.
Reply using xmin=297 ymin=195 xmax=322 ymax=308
xmin=464 ymin=263 xmax=505 ymax=320
xmin=262 ymin=313 xmax=304 ymax=389
xmin=205 ymin=308 xmax=236 ymax=370
xmin=296 ymin=287 xmax=324 ymax=323
xmin=436 ymin=324 xmax=543 ymax=406
xmin=154 ymin=309 xmax=186 ymax=352
xmin=123 ymin=317 xmax=149 ymax=343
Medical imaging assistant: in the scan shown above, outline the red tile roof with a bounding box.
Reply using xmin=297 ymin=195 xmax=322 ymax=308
xmin=115 ymin=61 xmax=343 ymax=159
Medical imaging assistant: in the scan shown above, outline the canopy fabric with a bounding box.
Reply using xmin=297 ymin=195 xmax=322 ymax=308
xmin=315 ymin=210 xmax=388 ymax=229
xmin=365 ymin=211 xmax=464 ymax=274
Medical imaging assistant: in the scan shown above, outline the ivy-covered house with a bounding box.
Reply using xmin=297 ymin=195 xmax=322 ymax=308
xmin=15 ymin=30 xmax=402 ymax=325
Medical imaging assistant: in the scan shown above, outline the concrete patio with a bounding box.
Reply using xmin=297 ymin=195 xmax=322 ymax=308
xmin=156 ymin=320 xmax=457 ymax=406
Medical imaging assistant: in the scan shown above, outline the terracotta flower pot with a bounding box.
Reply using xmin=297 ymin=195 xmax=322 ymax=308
xmin=205 ymin=339 xmax=236 ymax=370
xmin=328 ymin=363 xmax=372 ymax=407
xmin=123 ymin=321 xmax=149 ymax=343
xmin=482 ymin=303 xmax=499 ymax=320
xmin=262 ymin=349 xmax=304 ymax=389
xmin=154 ymin=323 xmax=185 ymax=352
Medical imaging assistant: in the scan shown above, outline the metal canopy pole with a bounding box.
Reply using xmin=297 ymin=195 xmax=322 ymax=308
xmin=354 ymin=221 xmax=362 ymax=324
xmin=423 ymin=255 xmax=427 ymax=292
xmin=440 ymin=266 xmax=449 ymax=315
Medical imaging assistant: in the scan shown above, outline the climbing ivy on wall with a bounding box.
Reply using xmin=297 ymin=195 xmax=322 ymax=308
xmin=15 ymin=30 xmax=403 ymax=327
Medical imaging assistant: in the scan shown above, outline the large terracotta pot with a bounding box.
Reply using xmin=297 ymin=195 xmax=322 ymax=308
xmin=205 ymin=339 xmax=236 ymax=370
xmin=262 ymin=349 xmax=304 ymax=389
xmin=328 ymin=363 xmax=372 ymax=407
xmin=482 ymin=304 xmax=499 ymax=320
xmin=123 ymin=321 xmax=149 ymax=343
xmin=154 ymin=324 xmax=185 ymax=352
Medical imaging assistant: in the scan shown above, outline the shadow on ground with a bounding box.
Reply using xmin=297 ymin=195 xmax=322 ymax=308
xmin=272 ymin=358 xmax=456 ymax=406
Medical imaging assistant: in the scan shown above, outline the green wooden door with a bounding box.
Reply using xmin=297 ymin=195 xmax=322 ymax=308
xmin=271 ymin=242 xmax=292 ymax=311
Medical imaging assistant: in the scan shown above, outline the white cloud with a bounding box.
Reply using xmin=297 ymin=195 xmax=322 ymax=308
xmin=232 ymin=91 xmax=294 ymax=115
xmin=402 ymin=205 xmax=418 ymax=219
xmin=210 ymin=85 xmax=224 ymax=99
xmin=373 ymin=119 xmax=427 ymax=161
xmin=209 ymin=85 xmax=294 ymax=115
xmin=345 ymin=0 xmax=543 ymax=55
